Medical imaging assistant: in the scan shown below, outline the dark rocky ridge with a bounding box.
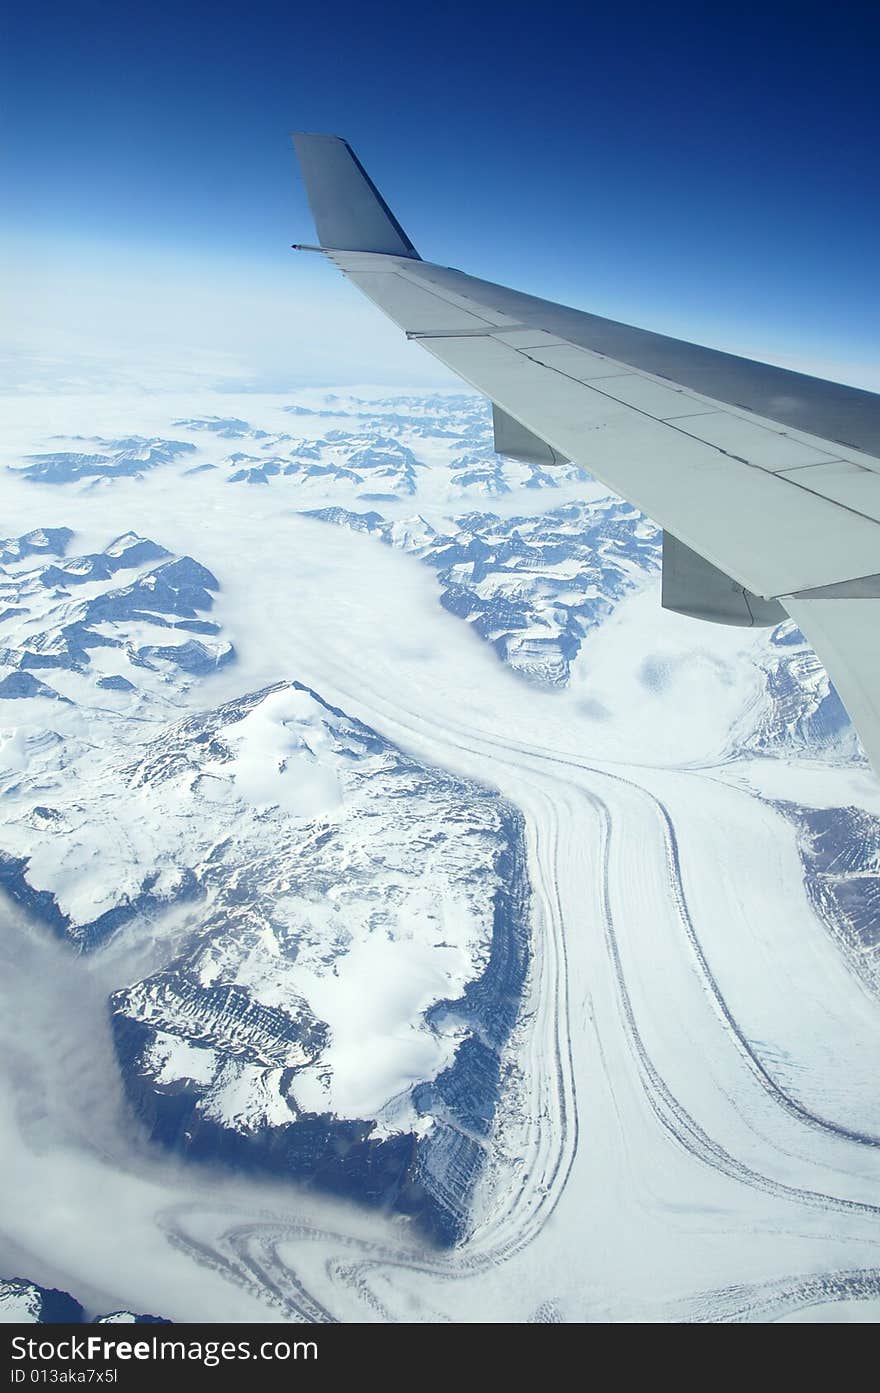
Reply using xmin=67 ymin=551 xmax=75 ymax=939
xmin=780 ymin=801 xmax=880 ymax=993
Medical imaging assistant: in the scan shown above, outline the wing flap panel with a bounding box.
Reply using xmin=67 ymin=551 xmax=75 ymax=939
xmin=492 ymin=404 xmax=568 ymax=466
xmin=662 ymin=532 xmax=786 ymax=626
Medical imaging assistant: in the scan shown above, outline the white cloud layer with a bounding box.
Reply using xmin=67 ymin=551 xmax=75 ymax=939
xmin=1 ymin=235 xmax=460 ymax=394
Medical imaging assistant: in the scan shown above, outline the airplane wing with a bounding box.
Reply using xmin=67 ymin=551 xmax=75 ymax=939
xmin=290 ymin=132 xmax=880 ymax=773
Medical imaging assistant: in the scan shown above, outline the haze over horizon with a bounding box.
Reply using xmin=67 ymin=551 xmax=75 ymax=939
xmin=5 ymin=1 xmax=879 ymax=392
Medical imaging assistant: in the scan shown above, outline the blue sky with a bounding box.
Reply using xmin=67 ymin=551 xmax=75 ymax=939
xmin=5 ymin=0 xmax=879 ymax=392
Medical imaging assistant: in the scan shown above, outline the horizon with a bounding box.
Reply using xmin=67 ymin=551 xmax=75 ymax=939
xmin=5 ymin=1 xmax=879 ymax=395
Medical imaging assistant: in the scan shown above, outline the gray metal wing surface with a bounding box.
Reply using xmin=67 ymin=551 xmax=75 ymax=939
xmin=290 ymin=133 xmax=880 ymax=773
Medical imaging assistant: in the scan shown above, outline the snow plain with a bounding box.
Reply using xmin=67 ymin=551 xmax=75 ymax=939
xmin=0 ymin=389 xmax=879 ymax=1323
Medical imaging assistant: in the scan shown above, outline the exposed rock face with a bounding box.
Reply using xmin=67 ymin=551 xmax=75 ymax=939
xmin=0 ymin=529 xmax=233 ymax=699
xmin=736 ymin=621 xmax=861 ymax=763
xmin=0 ymin=520 xmax=532 ymax=1245
xmin=105 ymin=683 xmax=530 ymax=1244
xmin=0 ymin=1279 xmax=84 ymax=1324
xmin=0 ymin=1278 xmax=169 ymax=1324
xmin=306 ymin=501 xmax=661 ymax=686
xmin=779 ymin=801 xmax=880 ymax=993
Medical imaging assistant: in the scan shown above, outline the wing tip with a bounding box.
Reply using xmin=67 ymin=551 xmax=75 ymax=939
xmin=290 ymin=130 xmax=348 ymax=144
xmin=290 ymin=131 xmax=419 ymax=260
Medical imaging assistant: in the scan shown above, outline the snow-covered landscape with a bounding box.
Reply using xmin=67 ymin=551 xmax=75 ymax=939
xmin=1 ymin=387 xmax=879 ymax=1323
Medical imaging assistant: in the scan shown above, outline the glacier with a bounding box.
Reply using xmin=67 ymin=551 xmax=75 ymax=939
xmin=0 ymin=386 xmax=879 ymax=1323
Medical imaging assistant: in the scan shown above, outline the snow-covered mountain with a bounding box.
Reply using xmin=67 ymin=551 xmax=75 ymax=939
xmin=306 ymin=501 xmax=661 ymax=686
xmin=781 ymin=800 xmax=880 ymax=993
xmin=107 ymin=681 xmax=528 ymax=1242
xmin=303 ymin=501 xmax=864 ymax=773
xmin=0 ymin=526 xmax=232 ymax=709
xmin=0 ymin=1278 xmax=84 ymax=1323
xmin=0 ymin=1278 xmax=168 ymax=1324
xmin=10 ymin=395 xmax=589 ymax=503
xmin=0 ymin=520 xmax=529 ymax=1241
xmin=172 ymin=415 xmax=273 ymax=441
xmin=733 ymin=621 xmax=860 ymax=762
xmin=14 ymin=438 xmax=196 ymax=485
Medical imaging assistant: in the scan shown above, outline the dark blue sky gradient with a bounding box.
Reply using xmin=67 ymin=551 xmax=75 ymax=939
xmin=6 ymin=0 xmax=879 ymax=383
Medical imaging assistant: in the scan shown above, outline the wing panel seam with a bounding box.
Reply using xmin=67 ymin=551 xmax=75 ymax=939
xmin=512 ymin=344 xmax=880 ymax=531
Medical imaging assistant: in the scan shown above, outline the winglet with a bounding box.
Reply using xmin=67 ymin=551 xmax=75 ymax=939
xmin=290 ymin=133 xmax=420 ymax=259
